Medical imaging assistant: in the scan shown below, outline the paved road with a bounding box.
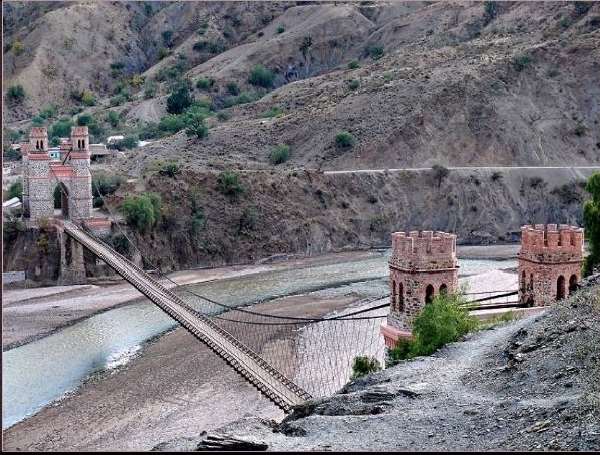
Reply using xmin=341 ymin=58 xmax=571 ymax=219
xmin=323 ymin=166 xmax=600 ymax=175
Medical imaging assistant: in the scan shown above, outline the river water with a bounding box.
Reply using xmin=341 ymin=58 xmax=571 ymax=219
xmin=2 ymin=251 xmax=515 ymax=429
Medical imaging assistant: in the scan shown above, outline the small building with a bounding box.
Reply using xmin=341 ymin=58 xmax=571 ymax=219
xmin=48 ymin=147 xmax=61 ymax=161
xmin=381 ymin=230 xmax=459 ymax=347
xmin=517 ymin=224 xmax=584 ymax=306
xmin=90 ymin=143 xmax=110 ymax=158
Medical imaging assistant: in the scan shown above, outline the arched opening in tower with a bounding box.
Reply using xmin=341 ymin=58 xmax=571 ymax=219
xmin=398 ymin=282 xmax=404 ymax=311
xmin=425 ymin=284 xmax=435 ymax=304
xmin=53 ymin=182 xmax=70 ymax=219
xmin=568 ymin=274 xmax=578 ymax=293
xmin=556 ymin=275 xmax=566 ymax=300
xmin=439 ymin=283 xmax=448 ymax=295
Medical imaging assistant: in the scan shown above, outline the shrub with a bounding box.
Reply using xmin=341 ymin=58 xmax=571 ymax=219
xmin=574 ymin=123 xmax=586 ymax=136
xmin=261 ymin=106 xmax=284 ymax=118
xmin=162 ymin=30 xmax=173 ymax=47
xmin=222 ymin=91 xmax=261 ymax=108
xmin=77 ymin=113 xmax=93 ymax=126
xmin=551 ymin=182 xmax=583 ymax=205
xmin=106 ymin=111 xmax=120 ymax=128
xmin=166 ymin=83 xmax=194 ymax=114
xmin=193 ymin=40 xmax=225 ymax=54
xmin=226 ymin=82 xmax=240 ymax=96
xmin=269 ymin=144 xmax=290 ymax=165
xmin=196 ymin=77 xmax=215 ymax=90
xmin=158 ymin=114 xmax=187 ymax=135
xmin=158 ymin=161 xmax=181 ymax=177
xmin=111 ymin=233 xmax=130 ymax=256
xmin=512 ymin=54 xmax=532 ymax=72
xmin=528 ymin=176 xmax=546 ymax=189
xmin=157 ymin=47 xmax=170 ymax=60
xmin=81 ymin=91 xmax=96 ymax=106
xmin=3 ymin=218 xmax=26 ymax=244
xmin=583 ymin=172 xmax=600 ymax=275
xmin=217 ymin=111 xmax=230 ymax=121
xmin=6 ymin=85 xmax=25 ymax=104
xmin=11 ymin=40 xmax=24 ymax=56
xmin=92 ymin=173 xmax=124 ymax=199
xmin=351 ymin=356 xmax=381 ymax=379
xmin=39 ymin=105 xmax=56 ymax=119
xmin=186 ymin=115 xmax=209 ymax=139
xmin=347 ymin=79 xmax=360 ymax=90
xmin=120 ymin=192 xmax=161 ymax=233
xmin=6 ymin=180 xmax=22 ymax=200
xmin=50 ymin=118 xmax=74 ymax=139
xmin=348 ymin=60 xmax=360 ymax=69
xmin=239 ymin=206 xmax=258 ymax=233
xmin=491 ymin=171 xmax=503 ymax=182
xmin=335 ymin=131 xmax=356 ymax=148
xmin=3 ymin=144 xmax=21 ymax=161
xmin=31 ymin=116 xmax=45 ymax=126
xmin=216 ymin=171 xmax=244 ymax=198
xmin=144 ymin=80 xmax=157 ymax=99
xmin=387 ymin=292 xmax=478 ymax=367
xmin=366 ymin=45 xmax=384 ymax=60
xmin=276 ymin=25 xmax=285 ymax=34
xmin=431 ymin=164 xmax=450 ymax=188
xmin=483 ymin=1 xmax=498 ymax=24
xmin=248 ymin=64 xmax=275 ymax=88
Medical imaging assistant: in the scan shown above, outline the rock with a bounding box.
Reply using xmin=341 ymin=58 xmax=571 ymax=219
xmin=195 ymin=433 xmax=268 ymax=451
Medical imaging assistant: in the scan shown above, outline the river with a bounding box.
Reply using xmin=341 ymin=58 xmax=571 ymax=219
xmin=2 ymin=250 xmax=516 ymax=429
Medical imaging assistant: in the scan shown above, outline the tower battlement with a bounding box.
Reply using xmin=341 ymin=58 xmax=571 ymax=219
xmin=519 ymin=224 xmax=584 ymax=261
xmin=389 ymin=230 xmax=457 ymax=270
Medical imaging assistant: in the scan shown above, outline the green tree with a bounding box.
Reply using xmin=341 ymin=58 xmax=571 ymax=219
xmin=216 ymin=171 xmax=244 ymax=198
xmin=335 ymin=131 xmax=356 ymax=148
xmin=583 ymin=172 xmax=600 ymax=276
xmin=166 ymin=83 xmax=193 ymax=114
xmin=6 ymin=180 xmax=22 ymax=200
xmin=248 ymin=64 xmax=275 ymax=88
xmin=120 ymin=193 xmax=162 ymax=233
xmin=387 ymin=292 xmax=478 ymax=366
xmin=431 ymin=164 xmax=450 ymax=188
xmin=269 ymin=144 xmax=290 ymax=165
xmin=185 ymin=115 xmax=209 ymax=139
xmin=106 ymin=111 xmax=120 ymax=128
xmin=6 ymin=85 xmax=25 ymax=104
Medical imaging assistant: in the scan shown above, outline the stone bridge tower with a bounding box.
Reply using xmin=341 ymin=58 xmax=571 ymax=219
xmin=381 ymin=230 xmax=459 ymax=347
xmin=22 ymin=126 xmax=92 ymax=224
xmin=518 ymin=224 xmax=584 ymax=307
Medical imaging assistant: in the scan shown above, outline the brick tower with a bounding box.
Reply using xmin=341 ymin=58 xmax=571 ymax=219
xmin=23 ymin=127 xmax=53 ymax=221
xmin=381 ymin=230 xmax=459 ymax=347
xmin=518 ymin=224 xmax=584 ymax=307
xmin=22 ymin=126 xmax=92 ymax=224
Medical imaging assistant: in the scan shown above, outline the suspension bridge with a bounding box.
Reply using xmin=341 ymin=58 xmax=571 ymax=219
xmin=37 ymin=163 xmax=520 ymax=413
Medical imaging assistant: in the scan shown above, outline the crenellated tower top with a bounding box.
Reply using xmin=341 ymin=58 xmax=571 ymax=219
xmin=389 ymin=230 xmax=458 ymax=271
xmin=518 ymin=224 xmax=584 ymax=263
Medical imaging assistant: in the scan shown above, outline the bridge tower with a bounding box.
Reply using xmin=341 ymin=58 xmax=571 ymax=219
xmin=381 ymin=230 xmax=459 ymax=347
xmin=517 ymin=224 xmax=584 ymax=307
xmin=22 ymin=127 xmax=53 ymax=221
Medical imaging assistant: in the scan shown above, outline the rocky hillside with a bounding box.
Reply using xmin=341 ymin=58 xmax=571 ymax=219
xmin=155 ymin=277 xmax=600 ymax=451
xmin=4 ymin=1 xmax=600 ymax=168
